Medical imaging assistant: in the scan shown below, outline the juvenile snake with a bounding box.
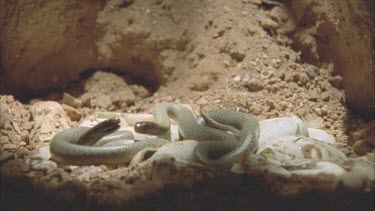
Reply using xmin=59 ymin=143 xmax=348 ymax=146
xmin=50 ymin=103 xmax=260 ymax=166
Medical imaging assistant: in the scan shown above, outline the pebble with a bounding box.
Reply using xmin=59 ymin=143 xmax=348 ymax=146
xmin=256 ymin=12 xmax=279 ymax=30
xmin=233 ymin=75 xmax=242 ymax=82
xmin=244 ymin=79 xmax=264 ymax=92
xmin=293 ymin=72 xmax=309 ymax=85
xmin=321 ymin=92 xmax=330 ymax=101
xmin=249 ymin=103 xmax=262 ymax=115
xmin=331 ymin=113 xmax=339 ymax=121
xmin=8 ymin=130 xmax=22 ymax=145
xmin=15 ymin=147 xmax=30 ymax=159
xmin=62 ymin=93 xmax=82 ymax=108
xmin=308 ymin=91 xmax=319 ymax=102
xmin=3 ymin=143 xmax=17 ymax=151
xmin=304 ymin=64 xmax=320 ymax=80
xmin=320 ymin=106 xmax=328 ymax=116
xmin=0 ymin=135 xmax=10 ymax=144
xmin=279 ymin=101 xmax=288 ymax=110
xmin=62 ymin=104 xmax=82 ymax=121
xmin=329 ymin=75 xmax=343 ymax=89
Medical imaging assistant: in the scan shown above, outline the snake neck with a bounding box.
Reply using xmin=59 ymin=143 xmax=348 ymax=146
xmin=154 ymin=103 xmax=199 ymax=136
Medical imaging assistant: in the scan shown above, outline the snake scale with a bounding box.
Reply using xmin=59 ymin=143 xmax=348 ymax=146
xmin=50 ymin=103 xmax=260 ymax=166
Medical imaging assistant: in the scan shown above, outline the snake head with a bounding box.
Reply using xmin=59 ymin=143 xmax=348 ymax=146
xmin=134 ymin=121 xmax=169 ymax=135
xmin=95 ymin=117 xmax=121 ymax=132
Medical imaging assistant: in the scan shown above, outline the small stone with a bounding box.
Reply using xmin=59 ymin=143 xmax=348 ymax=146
xmin=299 ymin=72 xmax=310 ymax=85
xmin=279 ymin=101 xmax=288 ymax=110
xmin=3 ymin=143 xmax=17 ymax=151
xmin=319 ymin=81 xmax=330 ymax=92
xmin=62 ymin=104 xmax=82 ymax=121
xmin=352 ymin=140 xmax=373 ymax=156
xmin=15 ymin=148 xmax=30 ymax=159
xmin=256 ymin=12 xmax=279 ymax=30
xmin=321 ymin=107 xmax=328 ymax=116
xmin=321 ymin=92 xmax=330 ymax=101
xmin=249 ymin=103 xmax=262 ymax=115
xmin=223 ymin=60 xmax=231 ymax=67
xmin=62 ymin=93 xmax=82 ymax=108
xmin=309 ymin=91 xmax=319 ymax=102
xmin=233 ymin=75 xmax=242 ymax=82
xmin=304 ymin=65 xmax=320 ymax=80
xmin=329 ymin=75 xmax=343 ymax=89
xmin=244 ymin=79 xmax=264 ymax=92
xmin=197 ymin=98 xmax=208 ymax=105
xmin=0 ymin=135 xmax=10 ymax=144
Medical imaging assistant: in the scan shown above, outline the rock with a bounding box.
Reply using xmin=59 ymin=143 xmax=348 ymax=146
xmin=233 ymin=75 xmax=242 ymax=82
xmin=3 ymin=143 xmax=17 ymax=151
xmin=0 ymin=135 xmax=10 ymax=144
xmin=0 ymin=103 xmax=13 ymax=127
xmin=62 ymin=104 xmax=82 ymax=121
xmin=62 ymin=93 xmax=82 ymax=108
xmin=188 ymin=75 xmax=212 ymax=91
xmin=304 ymin=64 xmax=320 ymax=80
xmin=352 ymin=140 xmax=373 ymax=156
xmin=256 ymin=12 xmax=279 ymax=30
xmin=5 ymin=130 xmax=22 ymax=145
xmin=293 ymin=72 xmax=310 ymax=85
xmin=329 ymin=75 xmax=343 ymax=89
xmin=321 ymin=92 xmax=330 ymax=101
xmin=244 ymin=79 xmax=264 ymax=92
xmin=15 ymin=147 xmax=30 ymax=159
xmin=30 ymin=101 xmax=71 ymax=143
xmin=308 ymin=90 xmax=319 ymax=101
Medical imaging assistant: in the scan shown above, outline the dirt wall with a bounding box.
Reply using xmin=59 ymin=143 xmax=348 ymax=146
xmin=0 ymin=0 xmax=374 ymax=115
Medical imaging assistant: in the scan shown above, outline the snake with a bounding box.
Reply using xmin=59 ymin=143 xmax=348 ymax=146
xmin=50 ymin=103 xmax=260 ymax=166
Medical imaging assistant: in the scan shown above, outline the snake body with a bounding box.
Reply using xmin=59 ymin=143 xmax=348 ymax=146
xmin=50 ymin=103 xmax=260 ymax=166
xmin=50 ymin=118 xmax=168 ymax=165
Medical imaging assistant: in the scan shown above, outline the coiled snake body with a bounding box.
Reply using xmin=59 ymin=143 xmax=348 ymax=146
xmin=50 ymin=103 xmax=260 ymax=166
